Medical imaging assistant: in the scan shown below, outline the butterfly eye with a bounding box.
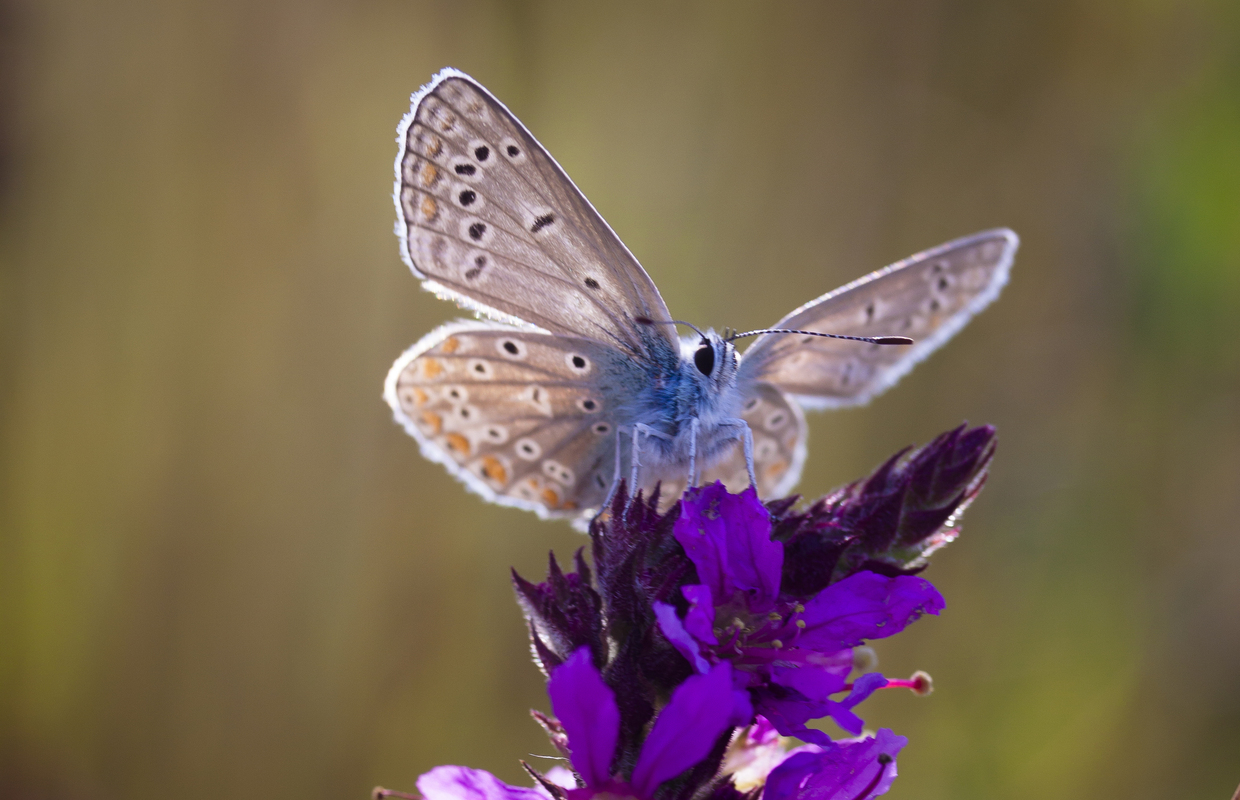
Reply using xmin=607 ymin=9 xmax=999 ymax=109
xmin=694 ymin=342 xmax=715 ymax=376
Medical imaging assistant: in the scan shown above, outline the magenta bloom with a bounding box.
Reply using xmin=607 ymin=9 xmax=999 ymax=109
xmin=416 ymin=648 xmax=749 ymax=800
xmin=656 ymin=483 xmax=944 ymax=743
xmin=401 ymin=426 xmax=999 ymax=800
xmin=550 ymin=647 xmax=750 ymax=798
xmin=764 ymin=729 xmax=906 ymax=800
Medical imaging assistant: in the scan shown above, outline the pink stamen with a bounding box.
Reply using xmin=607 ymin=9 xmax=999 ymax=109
xmin=841 ymin=671 xmax=932 ymax=697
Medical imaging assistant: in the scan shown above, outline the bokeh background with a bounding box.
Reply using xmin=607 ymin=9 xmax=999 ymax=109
xmin=2 ymin=2 xmax=1239 ymax=798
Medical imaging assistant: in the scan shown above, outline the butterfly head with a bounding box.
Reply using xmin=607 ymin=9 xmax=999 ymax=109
xmin=689 ymin=329 xmax=738 ymax=386
xmin=635 ymin=316 xmax=739 ymax=393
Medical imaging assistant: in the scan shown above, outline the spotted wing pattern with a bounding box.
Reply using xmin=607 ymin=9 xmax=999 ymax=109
xmin=738 ymin=229 xmax=1019 ymax=409
xmin=384 ymin=321 xmax=624 ymax=523
xmin=395 ymin=68 xmax=678 ymax=357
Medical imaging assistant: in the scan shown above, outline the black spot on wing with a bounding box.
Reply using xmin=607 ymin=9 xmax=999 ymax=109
xmin=531 ymin=214 xmax=555 ymax=233
xmin=584 ymin=277 xmax=600 ymax=289
xmin=454 ymin=163 xmax=476 ymax=176
xmin=468 ymin=222 xmax=487 ymax=241
xmin=465 ymin=255 xmax=487 ymax=280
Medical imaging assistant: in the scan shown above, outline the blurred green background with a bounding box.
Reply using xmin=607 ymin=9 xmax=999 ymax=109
xmin=2 ymin=1 xmax=1239 ymax=798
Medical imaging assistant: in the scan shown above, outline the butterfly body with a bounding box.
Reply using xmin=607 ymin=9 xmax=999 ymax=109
xmin=385 ymin=68 xmax=1019 ymax=529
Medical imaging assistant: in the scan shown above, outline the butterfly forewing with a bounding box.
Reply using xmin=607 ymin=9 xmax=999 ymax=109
xmin=395 ymin=70 xmax=678 ymax=357
xmin=385 ymin=322 xmax=623 ymax=521
xmin=738 ymin=229 xmax=1018 ymax=408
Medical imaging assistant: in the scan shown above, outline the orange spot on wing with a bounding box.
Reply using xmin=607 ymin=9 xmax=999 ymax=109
xmin=767 ymin=461 xmax=788 ymax=478
xmin=445 ymin=433 xmax=470 ymax=456
xmin=419 ymin=162 xmax=440 ymax=188
xmin=419 ymin=411 xmax=442 ymax=434
xmin=561 ymin=501 xmax=578 ymax=510
xmin=439 ymin=336 xmax=460 ymax=354
xmin=541 ymin=488 xmax=560 ymax=507
xmin=420 ymin=195 xmax=439 ymax=222
xmin=480 ymin=456 xmax=508 ymax=485
xmin=412 ymin=387 xmax=429 ymax=406
xmin=421 ymin=358 xmax=443 ymax=379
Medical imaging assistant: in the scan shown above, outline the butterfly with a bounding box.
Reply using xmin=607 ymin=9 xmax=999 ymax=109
xmin=384 ymin=68 xmax=1018 ymax=529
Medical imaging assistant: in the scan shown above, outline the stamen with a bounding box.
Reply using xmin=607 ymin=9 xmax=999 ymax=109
xmin=846 ymin=754 xmax=892 ymax=800
xmin=879 ymin=671 xmax=934 ymax=697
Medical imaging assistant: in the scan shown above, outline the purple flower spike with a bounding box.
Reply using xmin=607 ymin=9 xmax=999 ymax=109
xmin=675 ymin=484 xmax=783 ymax=613
xmin=394 ymin=424 xmax=1000 ymax=800
xmin=763 ymin=729 xmax=907 ymax=800
xmin=548 ymin=648 xmax=620 ymax=788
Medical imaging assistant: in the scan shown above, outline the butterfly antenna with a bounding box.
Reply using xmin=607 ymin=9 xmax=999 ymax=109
xmin=635 ymin=316 xmax=708 ymax=340
xmin=728 ymin=328 xmax=914 ymax=346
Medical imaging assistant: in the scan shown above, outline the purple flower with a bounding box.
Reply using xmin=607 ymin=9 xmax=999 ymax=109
xmin=415 ymin=765 xmax=546 ymax=800
xmin=656 ymin=482 xmax=944 ymax=743
xmin=763 ymin=729 xmax=906 ymax=800
xmin=382 ymin=425 xmax=998 ymax=800
xmin=548 ymin=647 xmax=750 ymax=799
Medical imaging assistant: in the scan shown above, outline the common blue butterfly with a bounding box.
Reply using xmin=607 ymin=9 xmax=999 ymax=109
xmin=385 ymin=69 xmax=1018 ymax=528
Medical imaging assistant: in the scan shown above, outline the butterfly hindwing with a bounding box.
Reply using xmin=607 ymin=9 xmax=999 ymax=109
xmin=384 ymin=321 xmax=623 ymax=521
xmin=395 ymin=69 xmax=678 ymax=358
xmin=696 ymin=382 xmax=807 ymax=498
xmin=738 ymin=229 xmax=1018 ymax=408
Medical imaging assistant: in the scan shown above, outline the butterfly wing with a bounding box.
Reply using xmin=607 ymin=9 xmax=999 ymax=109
xmin=395 ymin=68 xmax=678 ymax=357
xmin=738 ymin=229 xmax=1018 ymax=409
xmin=385 ymin=321 xmax=635 ymax=525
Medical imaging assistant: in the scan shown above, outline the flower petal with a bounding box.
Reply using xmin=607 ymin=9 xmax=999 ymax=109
xmin=770 ymin=663 xmax=849 ymax=705
xmin=823 ymin=672 xmax=889 ymax=736
xmin=547 ymin=647 xmax=619 ymax=787
xmin=797 ymin=572 xmax=944 ymax=652
xmin=417 ymin=766 xmax=547 ymax=800
xmin=762 ymin=729 xmax=906 ymax=800
xmin=681 ymin=584 xmax=718 ymax=644
xmin=655 ymin=601 xmax=710 ymax=674
xmin=631 ymin=662 xmax=736 ymax=796
xmin=675 ymin=483 xmax=783 ymax=611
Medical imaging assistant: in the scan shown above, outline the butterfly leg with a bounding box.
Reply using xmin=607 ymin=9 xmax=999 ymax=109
xmin=627 ymin=423 xmax=672 ymax=495
xmin=686 ymin=417 xmax=700 ymax=488
xmin=718 ymin=418 xmax=757 ymax=489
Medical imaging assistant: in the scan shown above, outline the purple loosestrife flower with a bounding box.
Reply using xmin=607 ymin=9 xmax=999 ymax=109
xmin=414 ymin=648 xmax=747 ymax=800
xmin=764 ymin=729 xmax=907 ymax=800
xmin=655 ymin=482 xmax=944 ymax=743
xmin=384 ymin=425 xmax=995 ymax=800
